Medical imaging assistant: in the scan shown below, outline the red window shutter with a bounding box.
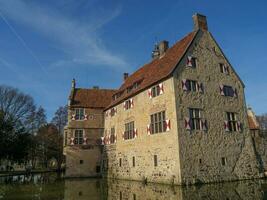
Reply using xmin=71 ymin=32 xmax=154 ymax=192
xmin=237 ymin=121 xmax=242 ymax=132
xmin=130 ymin=98 xmax=134 ymax=108
xmin=159 ymin=83 xmax=164 ymax=94
xmin=197 ymin=82 xmax=204 ymax=93
xmin=186 ymin=56 xmax=193 ymax=67
xmin=184 ymin=118 xmax=191 ymax=130
xmin=134 ymin=128 xmax=138 ymax=138
xmin=147 ymin=124 xmax=151 ymax=135
xmin=200 ymin=119 xmax=207 ymax=131
xmin=70 ymin=137 xmax=74 ymax=145
xmin=101 ymin=137 xmax=104 ymax=145
xmin=107 ymin=135 xmax=110 ymax=145
xmin=224 ymin=121 xmax=229 ymax=131
xmin=71 ymin=114 xmax=75 ymax=120
xmin=165 ymin=119 xmax=171 ymax=131
xmin=182 ymin=79 xmax=188 ymax=91
xmin=225 ymin=65 xmax=230 ymax=74
xmin=234 ymin=88 xmax=238 ymax=98
xmin=83 ymin=137 xmax=88 ymax=145
xmin=148 ymin=88 xmax=152 ymax=99
xmin=219 ymin=85 xmax=225 ymax=96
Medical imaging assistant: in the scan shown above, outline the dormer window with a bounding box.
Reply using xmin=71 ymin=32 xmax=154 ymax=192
xmin=133 ymin=82 xmax=139 ymax=89
xmin=75 ymin=108 xmax=84 ymax=120
xmin=127 ymin=86 xmax=132 ymax=93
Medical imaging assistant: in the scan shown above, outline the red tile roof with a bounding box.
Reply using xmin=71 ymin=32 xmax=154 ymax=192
xmin=248 ymin=115 xmax=260 ymax=130
xmin=105 ymin=31 xmax=198 ymax=110
xmin=70 ymin=88 xmax=117 ymax=108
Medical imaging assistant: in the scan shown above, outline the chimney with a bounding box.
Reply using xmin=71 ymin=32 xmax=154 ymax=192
xmin=151 ymin=40 xmax=169 ymax=60
xmin=123 ymin=73 xmax=129 ymax=81
xmin=193 ymin=13 xmax=208 ymax=31
xmin=71 ymin=78 xmax=76 ymax=89
xmin=93 ymin=86 xmax=99 ymax=89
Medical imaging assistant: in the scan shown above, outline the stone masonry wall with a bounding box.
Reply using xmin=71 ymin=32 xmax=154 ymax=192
xmin=173 ymin=30 xmax=262 ymax=184
xmin=104 ymin=77 xmax=182 ymax=185
xmin=64 ymin=107 xmax=104 ymax=177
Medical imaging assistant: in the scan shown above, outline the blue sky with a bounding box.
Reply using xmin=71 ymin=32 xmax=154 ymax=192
xmin=0 ymin=0 xmax=266 ymax=120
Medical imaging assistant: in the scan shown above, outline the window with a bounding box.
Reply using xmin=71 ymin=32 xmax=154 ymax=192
xmin=110 ymin=127 xmax=116 ymax=144
xmin=80 ymin=160 xmax=83 ymax=164
xmin=154 ymin=155 xmax=158 ymax=167
xmin=219 ymin=63 xmax=229 ymax=74
xmin=221 ymin=157 xmax=226 ymax=166
xmin=199 ymin=159 xmax=202 ymax=164
xmin=151 ymin=85 xmax=161 ymax=97
xmin=187 ymin=56 xmax=197 ymax=68
xmin=74 ymin=129 xmax=84 ymax=145
xmin=119 ymin=158 xmax=122 ymax=167
xmin=223 ymin=85 xmax=235 ymax=97
xmin=124 ymin=99 xmax=133 ymax=110
xmin=133 ymin=82 xmax=139 ymax=89
xmin=132 ymin=157 xmax=135 ymax=167
xmin=124 ymin=121 xmax=135 ymax=140
xmin=127 ymin=86 xmax=132 ymax=93
xmin=110 ymin=107 xmax=116 ymax=117
xmin=75 ymin=108 xmax=84 ymax=120
xmin=96 ymin=166 xmax=101 ymax=173
xmin=182 ymin=79 xmax=203 ymax=92
xmin=227 ymin=112 xmax=237 ymax=132
xmin=187 ymin=80 xmax=197 ymax=92
xmin=189 ymin=108 xmax=201 ymax=130
xmin=150 ymin=111 xmax=166 ymax=134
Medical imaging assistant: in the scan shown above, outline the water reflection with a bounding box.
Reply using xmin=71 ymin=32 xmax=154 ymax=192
xmin=0 ymin=173 xmax=267 ymax=199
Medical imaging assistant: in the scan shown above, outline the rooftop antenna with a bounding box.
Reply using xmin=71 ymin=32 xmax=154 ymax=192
xmin=151 ymin=36 xmax=160 ymax=59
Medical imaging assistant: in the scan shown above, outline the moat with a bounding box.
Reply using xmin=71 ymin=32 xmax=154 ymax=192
xmin=1 ymin=173 xmax=267 ymax=199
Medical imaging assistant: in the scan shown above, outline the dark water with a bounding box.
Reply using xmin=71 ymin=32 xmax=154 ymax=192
xmin=1 ymin=173 xmax=267 ymax=199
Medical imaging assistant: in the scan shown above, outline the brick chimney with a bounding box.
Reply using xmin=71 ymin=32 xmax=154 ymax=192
xmin=193 ymin=13 xmax=208 ymax=31
xmin=124 ymin=73 xmax=129 ymax=81
xmin=158 ymin=40 xmax=169 ymax=56
xmin=152 ymin=40 xmax=169 ymax=60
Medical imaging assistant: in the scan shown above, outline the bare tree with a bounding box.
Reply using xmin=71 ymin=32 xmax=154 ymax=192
xmin=51 ymin=105 xmax=68 ymax=134
xmin=37 ymin=124 xmax=63 ymax=170
xmin=0 ymin=85 xmax=35 ymax=129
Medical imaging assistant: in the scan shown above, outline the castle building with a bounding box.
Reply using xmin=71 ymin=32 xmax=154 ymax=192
xmin=63 ymin=80 xmax=116 ymax=177
xmin=64 ymin=14 xmax=263 ymax=184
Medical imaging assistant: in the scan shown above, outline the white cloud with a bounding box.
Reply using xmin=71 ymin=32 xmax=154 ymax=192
xmin=0 ymin=0 xmax=129 ymax=70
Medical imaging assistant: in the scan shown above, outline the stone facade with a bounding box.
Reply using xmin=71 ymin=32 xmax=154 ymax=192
xmin=64 ymin=107 xmax=104 ymax=177
xmin=64 ymin=14 xmax=264 ymax=185
xmin=102 ymin=15 xmax=262 ymax=184
xmin=172 ymin=30 xmax=261 ymax=184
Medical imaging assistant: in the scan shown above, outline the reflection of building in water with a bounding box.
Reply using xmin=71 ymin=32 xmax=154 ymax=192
xmin=106 ymin=179 xmax=264 ymax=200
xmin=64 ymin=13 xmax=266 ymax=185
xmin=64 ymin=179 xmax=106 ymax=200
